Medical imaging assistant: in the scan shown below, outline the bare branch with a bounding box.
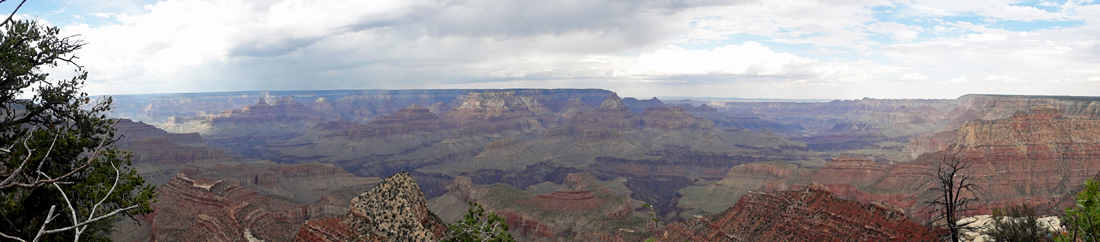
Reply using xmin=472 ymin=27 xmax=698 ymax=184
xmin=39 ymin=204 xmax=139 ymax=236
xmin=0 ymin=231 xmax=28 ymax=242
xmin=0 ymin=0 xmax=27 ymax=28
xmin=1 ymin=129 xmax=110 ymax=190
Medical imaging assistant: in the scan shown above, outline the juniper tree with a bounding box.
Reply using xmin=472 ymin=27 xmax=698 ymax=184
xmin=0 ymin=6 xmax=155 ymax=241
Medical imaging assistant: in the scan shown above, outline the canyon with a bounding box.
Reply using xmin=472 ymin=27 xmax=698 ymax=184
xmin=102 ymin=89 xmax=1100 ymax=241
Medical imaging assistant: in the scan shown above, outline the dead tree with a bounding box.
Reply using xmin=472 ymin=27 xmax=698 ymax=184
xmin=923 ymin=152 xmax=980 ymax=242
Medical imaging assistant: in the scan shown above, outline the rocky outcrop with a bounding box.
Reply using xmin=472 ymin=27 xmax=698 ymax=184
xmin=664 ymin=183 xmax=936 ymax=242
xmin=557 ymin=97 xmax=595 ymax=120
xmin=296 ymin=172 xmax=446 ymax=242
xmin=955 ymin=215 xmax=1062 ymax=242
xmin=570 ymin=93 xmax=643 ymax=130
xmin=112 ymin=161 xmax=380 ymax=242
xmin=441 ymin=91 xmax=549 ymax=133
xmin=622 ymin=97 xmax=665 ymax=113
xmin=149 ymin=173 xmax=303 ymax=242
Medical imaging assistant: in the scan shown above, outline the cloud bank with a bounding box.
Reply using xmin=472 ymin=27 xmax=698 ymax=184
xmin=27 ymin=0 xmax=1100 ymax=99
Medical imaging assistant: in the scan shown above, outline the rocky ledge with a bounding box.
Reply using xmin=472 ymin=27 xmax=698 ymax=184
xmin=296 ymin=172 xmax=446 ymax=242
xmin=664 ymin=183 xmax=936 ymax=242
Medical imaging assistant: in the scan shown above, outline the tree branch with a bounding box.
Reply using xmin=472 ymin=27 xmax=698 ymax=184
xmin=0 ymin=0 xmax=27 ymax=28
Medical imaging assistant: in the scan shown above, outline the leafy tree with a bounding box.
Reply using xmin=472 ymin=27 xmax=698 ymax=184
xmin=923 ymin=152 xmax=979 ymax=242
xmin=987 ymin=204 xmax=1053 ymax=242
xmin=0 ymin=10 xmax=155 ymax=242
xmin=441 ymin=202 xmax=514 ymax=242
xmin=1056 ymin=179 xmax=1100 ymax=242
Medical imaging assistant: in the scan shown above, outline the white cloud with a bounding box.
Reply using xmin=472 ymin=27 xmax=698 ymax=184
xmin=982 ymin=74 xmax=1024 ymax=82
xmin=899 ymin=73 xmax=930 ymax=81
xmin=867 ymin=22 xmax=925 ymax=41
xmin=26 ymin=0 xmax=1100 ymax=99
xmin=627 ymin=42 xmax=877 ymax=84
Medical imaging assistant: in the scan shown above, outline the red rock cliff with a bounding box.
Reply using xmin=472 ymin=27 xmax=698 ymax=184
xmin=664 ymin=183 xmax=936 ymax=242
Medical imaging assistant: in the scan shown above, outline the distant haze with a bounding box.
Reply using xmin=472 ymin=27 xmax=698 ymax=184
xmin=10 ymin=0 xmax=1100 ymax=99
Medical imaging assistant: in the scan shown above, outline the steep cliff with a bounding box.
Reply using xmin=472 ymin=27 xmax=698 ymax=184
xmin=945 ymin=105 xmax=1100 ymax=212
xmin=114 ymin=119 xmax=237 ymax=186
xmin=441 ymin=91 xmax=550 ymax=133
xmin=296 ymin=172 xmax=446 ymax=242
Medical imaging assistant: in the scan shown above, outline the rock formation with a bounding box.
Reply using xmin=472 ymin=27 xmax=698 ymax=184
xmin=441 ymin=91 xmax=550 ymax=133
xmin=157 ymin=96 xmax=326 ymax=138
xmin=570 ymin=93 xmax=643 ymax=130
xmin=111 ymin=162 xmax=380 ymax=242
xmin=147 ymin=173 xmax=307 ymax=242
xmin=943 ymin=105 xmax=1100 ymax=212
xmin=428 ymin=173 xmax=648 ymax=241
xmin=296 ymin=172 xmax=446 ymax=242
xmin=664 ymin=183 xmax=937 ymax=242
xmin=114 ymin=119 xmax=238 ymax=186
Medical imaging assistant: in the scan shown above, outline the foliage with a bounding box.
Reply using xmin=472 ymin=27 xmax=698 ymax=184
xmin=0 ymin=17 xmax=155 ymax=241
xmin=442 ymin=202 xmax=515 ymax=242
xmin=1055 ymin=179 xmax=1100 ymax=242
xmin=922 ymin=152 xmax=979 ymax=242
xmin=987 ymin=204 xmax=1053 ymax=242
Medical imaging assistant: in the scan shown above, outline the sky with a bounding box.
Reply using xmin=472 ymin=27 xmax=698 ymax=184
xmin=4 ymin=0 xmax=1100 ymax=100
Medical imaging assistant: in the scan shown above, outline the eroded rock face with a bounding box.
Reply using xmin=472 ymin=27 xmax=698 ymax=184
xmin=664 ymin=183 xmax=936 ymax=242
xmin=296 ymin=172 xmax=446 ymax=242
xmin=150 ymin=173 xmax=303 ymax=242
xmin=112 ymin=161 xmax=380 ymax=242
xmin=114 ymin=119 xmax=238 ymax=186
xmin=943 ymin=105 xmax=1100 ymax=212
xmin=441 ymin=91 xmax=549 ymax=133
xmin=158 ymin=96 xmax=326 ymax=138
xmin=570 ymin=93 xmax=643 ymax=130
xmin=791 ymin=106 xmax=1100 ymax=216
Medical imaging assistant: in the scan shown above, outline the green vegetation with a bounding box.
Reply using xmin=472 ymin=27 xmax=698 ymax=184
xmin=0 ymin=17 xmax=156 ymax=241
xmin=1056 ymin=179 xmax=1100 ymax=242
xmin=442 ymin=202 xmax=515 ymax=242
xmin=987 ymin=204 xmax=1053 ymax=242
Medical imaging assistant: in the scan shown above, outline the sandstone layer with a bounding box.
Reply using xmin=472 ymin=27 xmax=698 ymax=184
xmin=665 ymin=183 xmax=936 ymax=242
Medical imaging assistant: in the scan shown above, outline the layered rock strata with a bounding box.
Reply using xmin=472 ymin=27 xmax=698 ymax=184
xmin=664 ymin=183 xmax=936 ymax=242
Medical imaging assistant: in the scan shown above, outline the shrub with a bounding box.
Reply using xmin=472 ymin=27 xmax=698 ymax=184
xmin=442 ymin=202 xmax=515 ymax=242
xmin=987 ymin=204 xmax=1052 ymax=242
xmin=1056 ymin=179 xmax=1100 ymax=242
